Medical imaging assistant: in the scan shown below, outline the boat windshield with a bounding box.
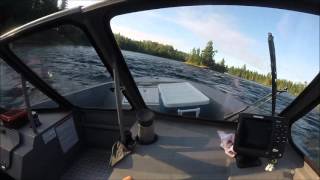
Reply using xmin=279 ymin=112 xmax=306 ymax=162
xmin=9 ymin=25 xmax=114 ymax=109
xmin=110 ymin=5 xmax=319 ymax=169
xmin=0 ymin=57 xmax=58 ymax=109
xmin=110 ymin=5 xmax=319 ymax=119
xmin=2 ymin=4 xmax=319 ymax=170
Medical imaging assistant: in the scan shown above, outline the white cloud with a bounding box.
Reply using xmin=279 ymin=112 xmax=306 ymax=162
xmin=276 ymin=13 xmax=292 ymax=39
xmin=277 ymin=14 xmax=289 ymax=33
xmin=170 ymin=8 xmax=268 ymax=71
xmin=111 ymin=7 xmax=269 ymax=72
xmin=111 ymin=24 xmax=189 ymax=51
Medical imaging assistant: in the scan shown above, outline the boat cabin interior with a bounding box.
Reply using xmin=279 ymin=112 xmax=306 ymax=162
xmin=0 ymin=0 xmax=319 ymax=180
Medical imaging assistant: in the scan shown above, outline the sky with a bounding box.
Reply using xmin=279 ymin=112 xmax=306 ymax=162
xmin=67 ymin=0 xmax=320 ymax=83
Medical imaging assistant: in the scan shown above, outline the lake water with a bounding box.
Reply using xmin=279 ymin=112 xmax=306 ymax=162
xmin=1 ymin=46 xmax=319 ymax=167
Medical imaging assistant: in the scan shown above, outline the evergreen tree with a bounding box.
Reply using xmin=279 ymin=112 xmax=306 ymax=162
xmin=201 ymin=41 xmax=218 ymax=67
xmin=0 ymin=0 xmax=59 ymax=34
xmin=220 ymin=58 xmax=225 ymax=67
xmin=60 ymin=0 xmax=68 ymax=9
xmin=114 ymin=33 xmax=188 ymax=61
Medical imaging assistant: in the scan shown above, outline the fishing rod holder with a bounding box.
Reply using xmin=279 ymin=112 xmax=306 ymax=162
xmin=135 ymin=108 xmax=157 ymax=145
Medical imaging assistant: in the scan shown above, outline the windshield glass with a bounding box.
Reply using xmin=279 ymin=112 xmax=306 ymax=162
xmin=110 ymin=5 xmax=319 ymax=168
xmin=110 ymin=6 xmax=319 ymax=119
xmin=9 ymin=25 xmax=115 ymax=109
xmin=0 ymin=58 xmax=58 ymax=109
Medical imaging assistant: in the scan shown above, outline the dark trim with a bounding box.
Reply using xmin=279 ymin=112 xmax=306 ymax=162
xmin=83 ymin=0 xmax=320 ymax=16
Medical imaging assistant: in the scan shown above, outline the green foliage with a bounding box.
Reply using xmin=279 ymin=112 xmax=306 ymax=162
xmin=184 ymin=40 xmax=306 ymax=96
xmin=215 ymin=58 xmax=228 ymax=73
xmin=0 ymin=0 xmax=59 ymax=34
xmin=227 ymin=66 xmax=306 ymax=96
xmin=114 ymin=33 xmax=188 ymax=61
xmin=186 ymin=48 xmax=202 ymax=65
xmin=201 ymin=41 xmax=218 ymax=67
xmin=186 ymin=41 xmax=227 ymax=73
xmin=60 ymin=0 xmax=68 ymax=10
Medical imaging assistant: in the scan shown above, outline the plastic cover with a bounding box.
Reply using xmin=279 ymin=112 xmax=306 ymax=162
xmin=158 ymin=82 xmax=210 ymax=108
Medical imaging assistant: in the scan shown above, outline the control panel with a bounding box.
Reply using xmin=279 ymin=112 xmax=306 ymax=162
xmin=269 ymin=118 xmax=289 ymax=158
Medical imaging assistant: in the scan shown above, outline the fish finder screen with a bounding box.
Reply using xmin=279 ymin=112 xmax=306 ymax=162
xmin=238 ymin=118 xmax=273 ymax=150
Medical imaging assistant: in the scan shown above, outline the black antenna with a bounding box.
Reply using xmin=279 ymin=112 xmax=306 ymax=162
xmin=268 ymin=33 xmax=277 ymax=116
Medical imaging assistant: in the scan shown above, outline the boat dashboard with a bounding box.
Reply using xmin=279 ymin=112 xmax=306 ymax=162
xmin=0 ymin=109 xmax=318 ymax=180
xmin=0 ymin=110 xmax=79 ymax=180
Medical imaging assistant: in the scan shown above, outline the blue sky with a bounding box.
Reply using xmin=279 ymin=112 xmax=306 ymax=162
xmin=68 ymin=1 xmax=319 ymax=83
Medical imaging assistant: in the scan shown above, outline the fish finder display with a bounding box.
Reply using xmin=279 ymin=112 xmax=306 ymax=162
xmin=239 ymin=118 xmax=273 ymax=150
xmin=234 ymin=113 xmax=288 ymax=159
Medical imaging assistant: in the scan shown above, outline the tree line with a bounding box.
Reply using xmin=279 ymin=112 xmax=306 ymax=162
xmin=186 ymin=41 xmax=307 ymax=96
xmin=114 ymin=34 xmax=307 ymax=96
xmin=228 ymin=65 xmax=307 ymax=96
xmin=185 ymin=41 xmax=227 ymax=72
xmin=0 ymin=0 xmax=67 ymax=34
xmin=114 ymin=33 xmax=188 ymax=61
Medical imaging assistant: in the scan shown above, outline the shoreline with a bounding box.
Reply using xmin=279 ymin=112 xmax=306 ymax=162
xmin=184 ymin=61 xmax=208 ymax=68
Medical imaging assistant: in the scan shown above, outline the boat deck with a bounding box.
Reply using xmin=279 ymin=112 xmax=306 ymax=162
xmin=61 ymin=119 xmax=311 ymax=180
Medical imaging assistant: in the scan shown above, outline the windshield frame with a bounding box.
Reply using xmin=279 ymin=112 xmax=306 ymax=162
xmin=0 ymin=2 xmax=319 ymax=172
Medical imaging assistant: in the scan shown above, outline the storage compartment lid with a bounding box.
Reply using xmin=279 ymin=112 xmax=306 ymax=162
xmin=123 ymin=86 xmax=159 ymax=106
xmin=158 ymin=82 xmax=210 ymax=108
